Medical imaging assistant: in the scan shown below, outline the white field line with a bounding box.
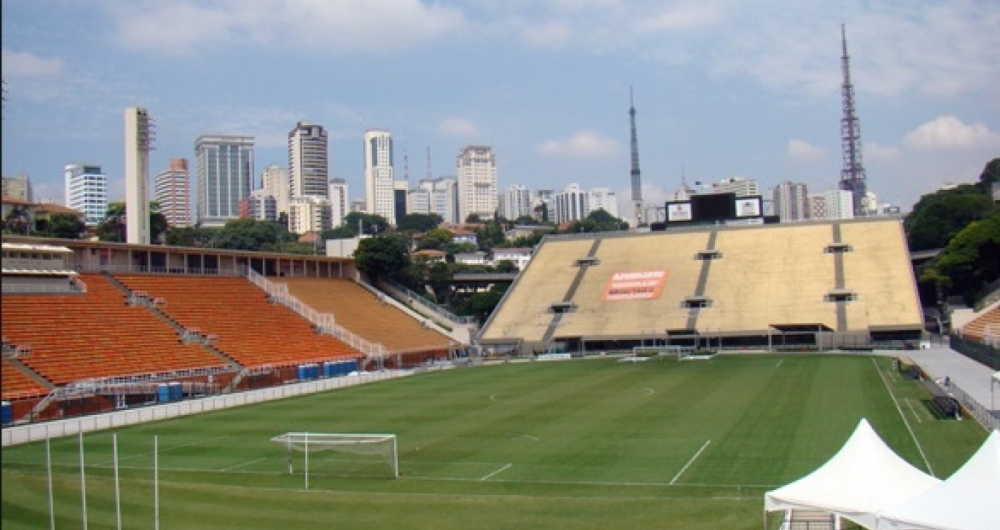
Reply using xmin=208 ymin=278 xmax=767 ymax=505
xmin=96 ymin=435 xmax=231 ymax=466
xmin=775 ymin=360 xmax=783 ymax=368
xmin=480 ymin=463 xmax=512 ymax=481
xmin=643 ymin=387 xmax=655 ymax=396
xmin=904 ymin=398 xmax=923 ymax=424
xmin=669 ymin=440 xmax=711 ymax=485
xmin=871 ymin=358 xmax=934 ymax=476
xmin=221 ymin=457 xmax=267 ymax=472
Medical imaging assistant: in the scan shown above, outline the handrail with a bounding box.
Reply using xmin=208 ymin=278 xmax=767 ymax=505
xmin=379 ymin=279 xmax=476 ymax=325
xmin=246 ymin=269 xmax=386 ymax=358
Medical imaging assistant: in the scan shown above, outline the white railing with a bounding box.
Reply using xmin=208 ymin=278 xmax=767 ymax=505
xmin=245 ymin=269 xmax=386 ymax=358
xmin=3 ymin=370 xmax=411 ymax=447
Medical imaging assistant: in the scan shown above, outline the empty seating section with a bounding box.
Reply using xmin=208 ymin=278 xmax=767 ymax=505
xmin=840 ymin=222 xmax=922 ymax=330
xmin=705 ymin=224 xmax=839 ymax=332
xmin=114 ymin=275 xmax=360 ymax=368
xmin=480 ymin=218 xmax=923 ymax=344
xmin=1 ymin=274 xmax=230 ymax=386
xmin=961 ymin=306 xmax=1000 ymax=343
xmin=2 ymin=359 xmax=50 ymax=399
xmin=276 ymin=278 xmax=452 ymax=352
xmin=480 ymin=239 xmax=597 ymax=342
xmin=556 ymin=231 xmax=711 ymax=338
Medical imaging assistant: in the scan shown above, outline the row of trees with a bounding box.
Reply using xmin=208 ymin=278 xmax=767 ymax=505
xmin=908 ymin=158 xmax=999 ymax=307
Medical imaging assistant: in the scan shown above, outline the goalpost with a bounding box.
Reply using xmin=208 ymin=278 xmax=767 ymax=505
xmin=627 ymin=345 xmax=684 ymax=361
xmin=271 ymin=433 xmax=399 ymax=487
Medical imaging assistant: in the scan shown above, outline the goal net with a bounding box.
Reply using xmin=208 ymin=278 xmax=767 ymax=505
xmin=271 ymin=432 xmax=399 ymax=485
xmin=624 ymin=345 xmax=683 ymax=362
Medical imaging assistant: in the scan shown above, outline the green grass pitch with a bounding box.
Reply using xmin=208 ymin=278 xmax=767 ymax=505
xmin=2 ymin=354 xmax=988 ymax=529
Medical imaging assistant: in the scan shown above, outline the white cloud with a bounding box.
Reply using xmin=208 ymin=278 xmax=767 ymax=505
xmin=105 ymin=0 xmax=466 ymax=55
xmin=438 ymin=117 xmax=479 ymax=138
xmin=538 ymin=130 xmax=620 ymax=157
xmin=903 ymin=116 xmax=1000 ymax=151
xmin=865 ymin=142 xmax=902 ymax=162
xmin=1 ymin=49 xmax=64 ymax=77
xmin=786 ymin=139 xmax=825 ymax=162
xmin=633 ymin=4 xmax=722 ymax=33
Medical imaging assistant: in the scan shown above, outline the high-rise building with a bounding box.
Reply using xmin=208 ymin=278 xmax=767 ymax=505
xmin=64 ymin=163 xmax=107 ymax=226
xmin=328 ymin=178 xmax=349 ymax=229
xmin=408 ymin=177 xmax=458 ymax=224
xmin=457 ymin=145 xmax=497 ymax=222
xmin=288 ymin=196 xmax=331 ymax=234
xmin=811 ymin=189 xmax=854 ymax=220
xmin=261 ymin=164 xmax=290 ymax=218
xmin=124 ymin=106 xmax=154 ymax=244
xmin=698 ymin=176 xmax=759 ymax=197
xmin=2 ymin=174 xmax=33 ymax=202
xmin=154 ymin=159 xmax=191 ymax=227
xmin=552 ymin=184 xmax=620 ymax=224
xmin=500 ymin=184 xmax=533 ymax=221
xmin=194 ymin=135 xmax=254 ymax=227
xmin=364 ymin=129 xmax=395 ymax=221
xmin=288 ymin=122 xmax=328 ymax=199
xmin=244 ymin=190 xmax=277 ymax=222
xmin=772 ymin=181 xmax=810 ymax=222
xmin=394 ymin=180 xmax=408 ymax=225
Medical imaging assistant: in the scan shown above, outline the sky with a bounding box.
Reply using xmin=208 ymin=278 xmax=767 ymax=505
xmin=2 ymin=0 xmax=999 ymax=217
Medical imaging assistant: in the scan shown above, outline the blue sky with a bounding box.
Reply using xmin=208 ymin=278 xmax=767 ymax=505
xmin=2 ymin=0 xmax=998 ymax=216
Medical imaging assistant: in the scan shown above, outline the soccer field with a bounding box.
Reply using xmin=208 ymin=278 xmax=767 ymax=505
xmin=1 ymin=354 xmax=988 ymax=530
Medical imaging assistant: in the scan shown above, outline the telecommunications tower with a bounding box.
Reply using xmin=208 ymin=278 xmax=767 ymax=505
xmin=629 ymin=87 xmax=643 ymax=227
xmin=838 ymin=24 xmax=868 ymax=217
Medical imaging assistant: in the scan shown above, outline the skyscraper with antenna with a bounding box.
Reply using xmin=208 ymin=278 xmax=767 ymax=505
xmin=838 ymin=24 xmax=868 ymax=217
xmin=629 ymin=87 xmax=643 ymax=227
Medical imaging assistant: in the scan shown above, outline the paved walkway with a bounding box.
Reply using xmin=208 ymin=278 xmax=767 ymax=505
xmin=902 ymin=345 xmax=999 ymax=414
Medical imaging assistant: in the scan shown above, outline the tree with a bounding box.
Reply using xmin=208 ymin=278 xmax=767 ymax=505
xmin=903 ymin=185 xmax=994 ymax=251
xmin=416 ymin=228 xmax=453 ymax=251
xmin=976 ymin=157 xmax=1000 ymax=193
xmin=2 ymin=205 xmax=31 ymax=235
xmin=165 ymin=226 xmax=218 ymax=247
xmin=354 ymin=233 xmax=411 ymax=284
xmin=581 ymin=209 xmax=629 ymax=232
xmin=465 ymin=213 xmax=482 ymax=224
xmin=927 ymin=212 xmax=1000 ymax=304
xmin=96 ymin=201 xmax=127 ymax=242
xmin=38 ymin=213 xmax=85 ymax=239
xmin=345 ymin=212 xmax=391 ymax=237
xmin=474 ymin=218 xmax=506 ymax=251
xmin=425 ymin=261 xmax=454 ymax=304
xmin=397 ymin=213 xmax=443 ymax=233
xmin=213 ymin=218 xmax=293 ymax=251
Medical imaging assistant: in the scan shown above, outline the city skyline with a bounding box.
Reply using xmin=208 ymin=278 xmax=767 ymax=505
xmin=2 ymin=1 xmax=998 ymax=216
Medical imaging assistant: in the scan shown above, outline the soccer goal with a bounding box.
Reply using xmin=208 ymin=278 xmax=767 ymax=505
xmin=271 ymin=432 xmax=399 ymax=487
xmin=625 ymin=345 xmax=684 ymax=362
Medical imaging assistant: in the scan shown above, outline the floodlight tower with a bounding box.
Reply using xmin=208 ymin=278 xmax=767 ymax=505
xmin=629 ymin=87 xmax=643 ymax=227
xmin=125 ymin=107 xmax=155 ymax=244
xmin=838 ymin=24 xmax=868 ymax=217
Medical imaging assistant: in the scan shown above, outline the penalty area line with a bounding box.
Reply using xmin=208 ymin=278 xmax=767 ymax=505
xmin=480 ymin=463 xmax=512 ymax=481
xmin=670 ymin=440 xmax=711 ymax=485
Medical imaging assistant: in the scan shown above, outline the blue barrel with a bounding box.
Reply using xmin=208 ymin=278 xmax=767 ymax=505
xmin=323 ymin=361 xmax=335 ymax=378
xmin=344 ymin=360 xmax=358 ymax=374
xmin=309 ymin=364 xmax=320 ymax=379
xmin=156 ymin=384 xmax=170 ymax=403
xmin=1 ymin=401 xmax=12 ymax=426
xmin=169 ymin=382 xmax=183 ymax=401
xmin=298 ymin=364 xmax=308 ymax=381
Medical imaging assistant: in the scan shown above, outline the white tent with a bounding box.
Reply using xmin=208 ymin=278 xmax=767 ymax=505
xmin=764 ymin=419 xmax=941 ymax=529
xmin=877 ymin=429 xmax=1000 ymax=530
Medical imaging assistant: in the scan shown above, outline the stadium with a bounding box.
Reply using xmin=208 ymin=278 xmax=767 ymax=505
xmin=2 ymin=215 xmax=998 ymax=530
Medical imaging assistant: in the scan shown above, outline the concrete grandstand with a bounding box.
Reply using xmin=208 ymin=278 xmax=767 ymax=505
xmin=477 ymin=217 xmax=924 ymax=355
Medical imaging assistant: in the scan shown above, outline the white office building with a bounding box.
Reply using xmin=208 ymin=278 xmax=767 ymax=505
xmin=328 ymin=178 xmax=349 ymax=229
xmin=261 ymin=164 xmax=290 ymax=219
xmin=64 ymin=163 xmax=107 ymax=226
xmin=772 ymin=181 xmax=810 ymax=222
xmin=288 ymin=195 xmax=332 ymax=234
xmin=811 ymin=189 xmax=855 ymax=220
xmin=154 ymin=159 xmax=191 ymax=228
xmin=500 ymin=184 xmax=533 ymax=221
xmin=457 ymin=145 xmax=498 ymax=222
xmin=364 ymin=129 xmax=395 ymax=222
xmin=288 ymin=122 xmax=329 ymax=199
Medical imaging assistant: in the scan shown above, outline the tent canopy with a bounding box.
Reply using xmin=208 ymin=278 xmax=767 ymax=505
xmin=877 ymin=430 xmax=1000 ymax=530
xmin=765 ymin=419 xmax=941 ymax=529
